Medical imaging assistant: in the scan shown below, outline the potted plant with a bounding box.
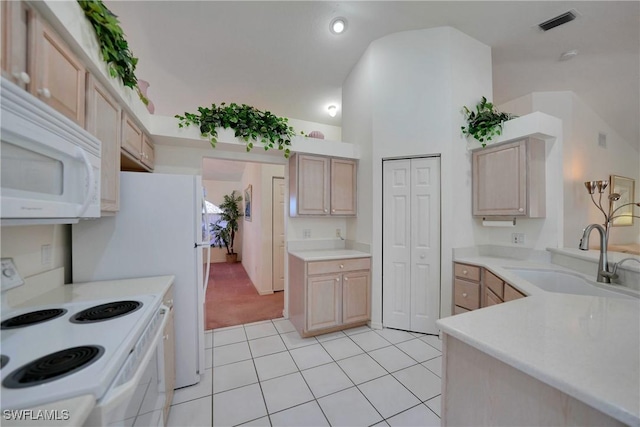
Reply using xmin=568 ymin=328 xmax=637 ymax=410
xmin=461 ymin=96 xmax=516 ymax=147
xmin=210 ymin=190 xmax=243 ymax=263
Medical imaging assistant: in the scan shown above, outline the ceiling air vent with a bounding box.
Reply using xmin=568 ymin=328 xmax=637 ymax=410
xmin=538 ymin=10 xmax=577 ymax=31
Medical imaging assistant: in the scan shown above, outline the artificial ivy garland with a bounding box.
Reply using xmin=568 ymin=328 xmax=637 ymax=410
xmin=77 ymin=0 xmax=147 ymax=105
xmin=461 ymin=96 xmax=515 ymax=147
xmin=176 ymin=103 xmax=297 ymax=158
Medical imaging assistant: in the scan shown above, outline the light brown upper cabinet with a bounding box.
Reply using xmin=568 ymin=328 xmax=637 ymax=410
xmin=1 ymin=1 xmax=31 ymax=90
xmin=121 ymin=112 xmax=154 ymax=172
xmin=472 ymin=138 xmax=545 ymax=217
xmin=85 ymin=73 xmax=121 ymax=214
xmin=289 ymin=154 xmax=357 ymax=217
xmin=30 ymin=15 xmax=86 ymax=127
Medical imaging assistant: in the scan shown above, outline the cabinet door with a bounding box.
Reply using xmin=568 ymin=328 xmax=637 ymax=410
xmin=297 ymin=155 xmax=330 ymax=215
xmin=306 ymin=274 xmax=341 ymax=332
xmin=342 ymin=270 xmax=370 ymax=324
xmin=30 ymin=16 xmax=86 ymax=126
xmin=141 ymin=133 xmax=154 ymax=169
xmin=330 ymin=158 xmax=357 ymax=216
xmin=121 ymin=112 xmax=143 ymax=159
xmin=473 ymin=140 xmax=526 ymax=216
xmin=86 ymin=74 xmax=121 ymax=213
xmin=1 ymin=1 xmax=30 ymax=89
xmin=484 ymin=287 xmax=502 ymax=307
xmin=504 ymin=283 xmax=526 ymax=302
xmin=163 ymin=308 xmax=175 ymax=424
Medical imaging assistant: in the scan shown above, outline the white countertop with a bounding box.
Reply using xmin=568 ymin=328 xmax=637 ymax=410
xmin=288 ymin=249 xmax=371 ymax=262
xmin=438 ymin=256 xmax=640 ymax=426
xmin=2 ymin=275 xmax=174 ymax=425
xmin=8 ymin=275 xmax=175 ymax=310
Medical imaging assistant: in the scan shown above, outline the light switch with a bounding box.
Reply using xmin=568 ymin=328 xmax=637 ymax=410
xmin=1 ymin=258 xmax=24 ymax=291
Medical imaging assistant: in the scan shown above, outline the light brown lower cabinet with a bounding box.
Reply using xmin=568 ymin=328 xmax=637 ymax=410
xmin=453 ymin=262 xmax=526 ymax=314
xmin=289 ymin=255 xmax=371 ymax=337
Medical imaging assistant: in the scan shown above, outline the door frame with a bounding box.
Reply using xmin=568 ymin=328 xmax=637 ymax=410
xmin=272 ymin=176 xmax=285 ymax=292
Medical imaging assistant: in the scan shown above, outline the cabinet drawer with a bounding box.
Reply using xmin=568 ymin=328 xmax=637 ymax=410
xmin=485 ymin=270 xmax=504 ymax=298
xmin=454 ymin=279 xmax=480 ymax=310
xmin=308 ymin=257 xmax=371 ymax=275
xmin=504 ymin=283 xmax=526 ymax=301
xmin=454 ymin=263 xmax=480 ymax=282
xmin=454 ymin=305 xmax=470 ymax=315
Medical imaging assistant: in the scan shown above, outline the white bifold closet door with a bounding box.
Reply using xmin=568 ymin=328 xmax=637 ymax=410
xmin=382 ymin=157 xmax=441 ymax=334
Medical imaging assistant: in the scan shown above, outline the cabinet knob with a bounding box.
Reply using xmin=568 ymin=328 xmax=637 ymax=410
xmin=13 ymin=71 xmax=30 ymax=84
xmin=344 ymin=277 xmax=349 ymax=281
xmin=518 ymin=208 xmax=524 ymax=212
xmin=340 ymin=264 xmax=344 ymax=269
xmin=335 ymin=278 xmax=339 ymax=282
xmin=332 ymin=209 xmax=336 ymax=213
xmin=462 ymin=270 xmax=468 ymax=275
xmin=324 ymin=209 xmax=328 ymax=213
xmin=420 ymin=254 xmax=426 ymax=259
xmin=163 ymin=335 xmax=169 ymax=340
xmin=37 ymin=88 xmax=51 ymax=99
xmin=462 ymin=292 xmax=468 ymax=298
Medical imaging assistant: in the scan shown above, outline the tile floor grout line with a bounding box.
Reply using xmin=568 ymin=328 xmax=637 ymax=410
xmin=244 ymin=325 xmax=274 ymax=427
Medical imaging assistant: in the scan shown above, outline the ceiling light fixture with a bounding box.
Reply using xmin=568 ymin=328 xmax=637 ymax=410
xmin=330 ymin=17 xmax=347 ymax=35
xmin=327 ymin=105 xmax=338 ymax=117
xmin=560 ymin=49 xmax=579 ymax=61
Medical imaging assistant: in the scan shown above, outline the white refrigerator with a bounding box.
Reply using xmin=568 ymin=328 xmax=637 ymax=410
xmin=72 ymin=172 xmax=212 ymax=389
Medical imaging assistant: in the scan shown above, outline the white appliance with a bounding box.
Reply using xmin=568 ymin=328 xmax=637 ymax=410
xmin=0 ymin=295 xmax=169 ymax=426
xmin=0 ymin=77 xmax=101 ymax=224
xmin=72 ymin=172 xmax=212 ymax=389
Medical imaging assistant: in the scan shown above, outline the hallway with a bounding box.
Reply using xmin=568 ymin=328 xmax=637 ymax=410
xmin=205 ymin=262 xmax=284 ymax=330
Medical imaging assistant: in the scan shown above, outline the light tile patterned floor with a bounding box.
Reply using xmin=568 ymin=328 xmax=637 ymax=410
xmin=167 ymin=319 xmax=442 ymax=427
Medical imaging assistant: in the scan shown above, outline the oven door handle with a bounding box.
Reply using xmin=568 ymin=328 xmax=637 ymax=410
xmin=76 ymin=147 xmax=96 ymax=217
xmin=96 ymin=306 xmax=170 ymax=413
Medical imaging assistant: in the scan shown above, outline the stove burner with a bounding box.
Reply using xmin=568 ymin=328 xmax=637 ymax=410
xmin=70 ymin=300 xmax=142 ymax=323
xmin=1 ymin=309 xmax=67 ymax=329
xmin=3 ymin=346 xmax=104 ymax=388
xmin=0 ymin=355 xmax=8 ymax=370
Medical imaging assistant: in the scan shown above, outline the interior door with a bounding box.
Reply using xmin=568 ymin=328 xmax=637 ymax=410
xmin=383 ymin=157 xmax=441 ymax=334
xmin=382 ymin=160 xmax=412 ymax=330
xmin=272 ymin=177 xmax=285 ymax=291
xmin=410 ymin=158 xmax=441 ymax=333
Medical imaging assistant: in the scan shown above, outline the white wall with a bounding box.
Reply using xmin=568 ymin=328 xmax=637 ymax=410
xmin=240 ymin=163 xmax=285 ymax=295
xmin=342 ymin=27 xmax=493 ymax=324
xmin=499 ymin=92 xmax=640 ymax=248
xmin=0 ymin=225 xmax=71 ymax=284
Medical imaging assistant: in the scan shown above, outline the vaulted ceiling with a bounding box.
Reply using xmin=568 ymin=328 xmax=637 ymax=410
xmin=107 ymin=1 xmax=640 ymax=150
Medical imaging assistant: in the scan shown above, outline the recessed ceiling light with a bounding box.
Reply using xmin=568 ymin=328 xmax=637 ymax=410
xmin=560 ymin=49 xmax=578 ymax=61
xmin=327 ymin=105 xmax=338 ymax=117
xmin=330 ymin=17 xmax=347 ymax=35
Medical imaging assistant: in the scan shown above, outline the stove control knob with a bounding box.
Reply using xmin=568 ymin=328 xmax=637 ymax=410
xmin=3 ymin=267 xmax=15 ymax=278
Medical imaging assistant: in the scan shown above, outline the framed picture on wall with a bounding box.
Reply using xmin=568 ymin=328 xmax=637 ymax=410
xmin=244 ymin=185 xmax=252 ymax=221
xmin=610 ymin=175 xmax=635 ymax=226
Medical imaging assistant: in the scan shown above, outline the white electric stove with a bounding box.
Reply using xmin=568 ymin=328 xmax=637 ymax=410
xmin=0 ymin=294 xmax=168 ymax=426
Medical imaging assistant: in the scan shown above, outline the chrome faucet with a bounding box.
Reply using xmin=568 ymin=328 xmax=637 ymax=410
xmin=601 ymin=257 xmax=640 ymax=281
xmin=579 ymin=180 xmax=640 ymax=284
xmin=579 ymin=224 xmax=611 ymax=283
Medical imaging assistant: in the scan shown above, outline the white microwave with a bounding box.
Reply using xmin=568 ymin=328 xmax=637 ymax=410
xmin=1 ymin=77 xmax=101 ymax=224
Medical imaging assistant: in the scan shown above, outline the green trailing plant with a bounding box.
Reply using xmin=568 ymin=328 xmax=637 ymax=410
xmin=461 ymin=96 xmax=516 ymax=147
xmin=210 ymin=191 xmax=243 ymax=255
xmin=77 ymin=0 xmax=148 ymax=105
xmin=175 ymin=103 xmax=296 ymax=158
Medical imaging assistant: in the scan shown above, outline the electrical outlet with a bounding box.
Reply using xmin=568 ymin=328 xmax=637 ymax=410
xmin=303 ymin=229 xmax=311 ymax=239
xmin=336 ymin=228 xmax=341 ymax=238
xmin=512 ymin=233 xmax=525 ymax=244
xmin=41 ymin=244 xmax=52 ymax=266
